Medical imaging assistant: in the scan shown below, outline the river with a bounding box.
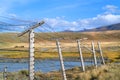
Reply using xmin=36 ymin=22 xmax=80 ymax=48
xmin=0 ymin=59 xmax=96 ymax=73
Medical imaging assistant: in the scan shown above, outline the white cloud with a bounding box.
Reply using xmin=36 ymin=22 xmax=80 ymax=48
xmin=1 ymin=3 xmax=120 ymax=31
xmin=44 ymin=13 xmax=120 ymax=31
xmin=43 ymin=5 xmax=120 ymax=31
xmin=103 ymin=5 xmax=117 ymax=11
xmin=78 ymin=14 xmax=120 ymax=29
xmin=103 ymin=5 xmax=120 ymax=14
xmin=44 ymin=17 xmax=79 ymax=30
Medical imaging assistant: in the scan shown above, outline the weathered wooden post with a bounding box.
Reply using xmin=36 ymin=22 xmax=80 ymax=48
xmin=56 ymin=39 xmax=67 ymax=80
xmin=3 ymin=66 xmax=7 ymax=80
xmin=91 ymin=41 xmax=97 ymax=68
xmin=77 ymin=39 xmax=85 ymax=72
xmin=97 ymin=41 xmax=105 ymax=65
xmin=29 ymin=29 xmax=35 ymax=80
xmin=18 ymin=21 xmax=44 ymax=80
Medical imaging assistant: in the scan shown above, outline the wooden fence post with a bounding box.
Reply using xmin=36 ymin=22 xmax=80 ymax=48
xmin=97 ymin=41 xmax=105 ymax=65
xmin=77 ymin=40 xmax=85 ymax=72
xmin=17 ymin=21 xmax=44 ymax=80
xmin=29 ymin=29 xmax=35 ymax=80
xmin=56 ymin=39 xmax=67 ymax=80
xmin=91 ymin=41 xmax=97 ymax=68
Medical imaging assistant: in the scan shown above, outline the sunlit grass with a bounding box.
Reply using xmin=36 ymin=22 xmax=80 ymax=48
xmin=0 ymin=50 xmax=119 ymax=62
xmin=0 ymin=63 xmax=120 ymax=80
xmin=0 ymin=51 xmax=28 ymax=58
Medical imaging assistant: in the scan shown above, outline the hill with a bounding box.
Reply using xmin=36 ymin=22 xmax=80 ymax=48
xmin=0 ymin=30 xmax=119 ymax=43
xmin=84 ymin=23 xmax=120 ymax=32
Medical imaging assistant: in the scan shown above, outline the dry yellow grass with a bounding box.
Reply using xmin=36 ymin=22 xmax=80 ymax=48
xmin=2 ymin=63 xmax=120 ymax=80
xmin=0 ymin=41 xmax=119 ymax=62
xmin=0 ymin=30 xmax=120 ymax=61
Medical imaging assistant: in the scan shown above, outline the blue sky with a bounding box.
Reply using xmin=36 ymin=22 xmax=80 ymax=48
xmin=0 ymin=0 xmax=120 ymax=31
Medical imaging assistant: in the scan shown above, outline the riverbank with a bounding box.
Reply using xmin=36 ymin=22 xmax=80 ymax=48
xmin=0 ymin=63 xmax=120 ymax=80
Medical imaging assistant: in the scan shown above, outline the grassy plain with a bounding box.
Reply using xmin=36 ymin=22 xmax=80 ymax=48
xmin=0 ymin=30 xmax=120 ymax=80
xmin=0 ymin=30 xmax=120 ymax=62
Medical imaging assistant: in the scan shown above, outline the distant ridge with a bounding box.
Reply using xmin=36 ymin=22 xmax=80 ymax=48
xmin=62 ymin=30 xmax=74 ymax=32
xmin=0 ymin=30 xmax=119 ymax=43
xmin=63 ymin=23 xmax=120 ymax=32
xmin=81 ymin=23 xmax=120 ymax=32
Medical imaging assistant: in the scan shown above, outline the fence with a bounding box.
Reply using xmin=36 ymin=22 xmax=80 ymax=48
xmin=0 ymin=37 xmax=106 ymax=80
xmin=0 ymin=19 xmax=106 ymax=80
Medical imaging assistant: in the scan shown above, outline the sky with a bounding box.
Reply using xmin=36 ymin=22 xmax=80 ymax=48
xmin=0 ymin=0 xmax=120 ymax=31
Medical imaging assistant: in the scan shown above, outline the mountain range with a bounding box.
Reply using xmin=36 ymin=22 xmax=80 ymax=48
xmin=63 ymin=23 xmax=120 ymax=32
xmin=84 ymin=23 xmax=120 ymax=32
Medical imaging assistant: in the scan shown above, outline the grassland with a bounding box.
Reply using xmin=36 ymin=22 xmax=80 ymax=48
xmin=0 ymin=30 xmax=120 ymax=80
xmin=0 ymin=63 xmax=120 ymax=80
xmin=0 ymin=30 xmax=119 ymax=42
xmin=0 ymin=30 xmax=120 ymax=62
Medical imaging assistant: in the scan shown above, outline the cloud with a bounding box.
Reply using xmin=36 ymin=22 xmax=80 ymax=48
xmin=43 ymin=5 xmax=120 ymax=31
xmin=78 ymin=14 xmax=120 ymax=29
xmin=103 ymin=5 xmax=118 ymax=11
xmin=103 ymin=5 xmax=120 ymax=14
xmin=45 ymin=17 xmax=79 ymax=27
xmin=1 ymin=3 xmax=120 ymax=32
xmin=44 ymin=14 xmax=120 ymax=31
xmin=44 ymin=17 xmax=79 ymax=31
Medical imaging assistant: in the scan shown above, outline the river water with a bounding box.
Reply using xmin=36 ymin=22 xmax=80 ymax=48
xmin=0 ymin=59 xmax=95 ymax=73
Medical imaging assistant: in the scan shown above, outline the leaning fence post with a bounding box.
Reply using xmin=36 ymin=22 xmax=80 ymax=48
xmin=17 ymin=21 xmax=44 ymax=80
xmin=91 ymin=41 xmax=97 ymax=68
xmin=77 ymin=40 xmax=85 ymax=72
xmin=97 ymin=41 xmax=105 ymax=65
xmin=56 ymin=39 xmax=67 ymax=80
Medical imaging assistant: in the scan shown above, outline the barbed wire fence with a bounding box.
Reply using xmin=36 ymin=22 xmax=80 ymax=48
xmin=0 ymin=16 xmax=106 ymax=80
